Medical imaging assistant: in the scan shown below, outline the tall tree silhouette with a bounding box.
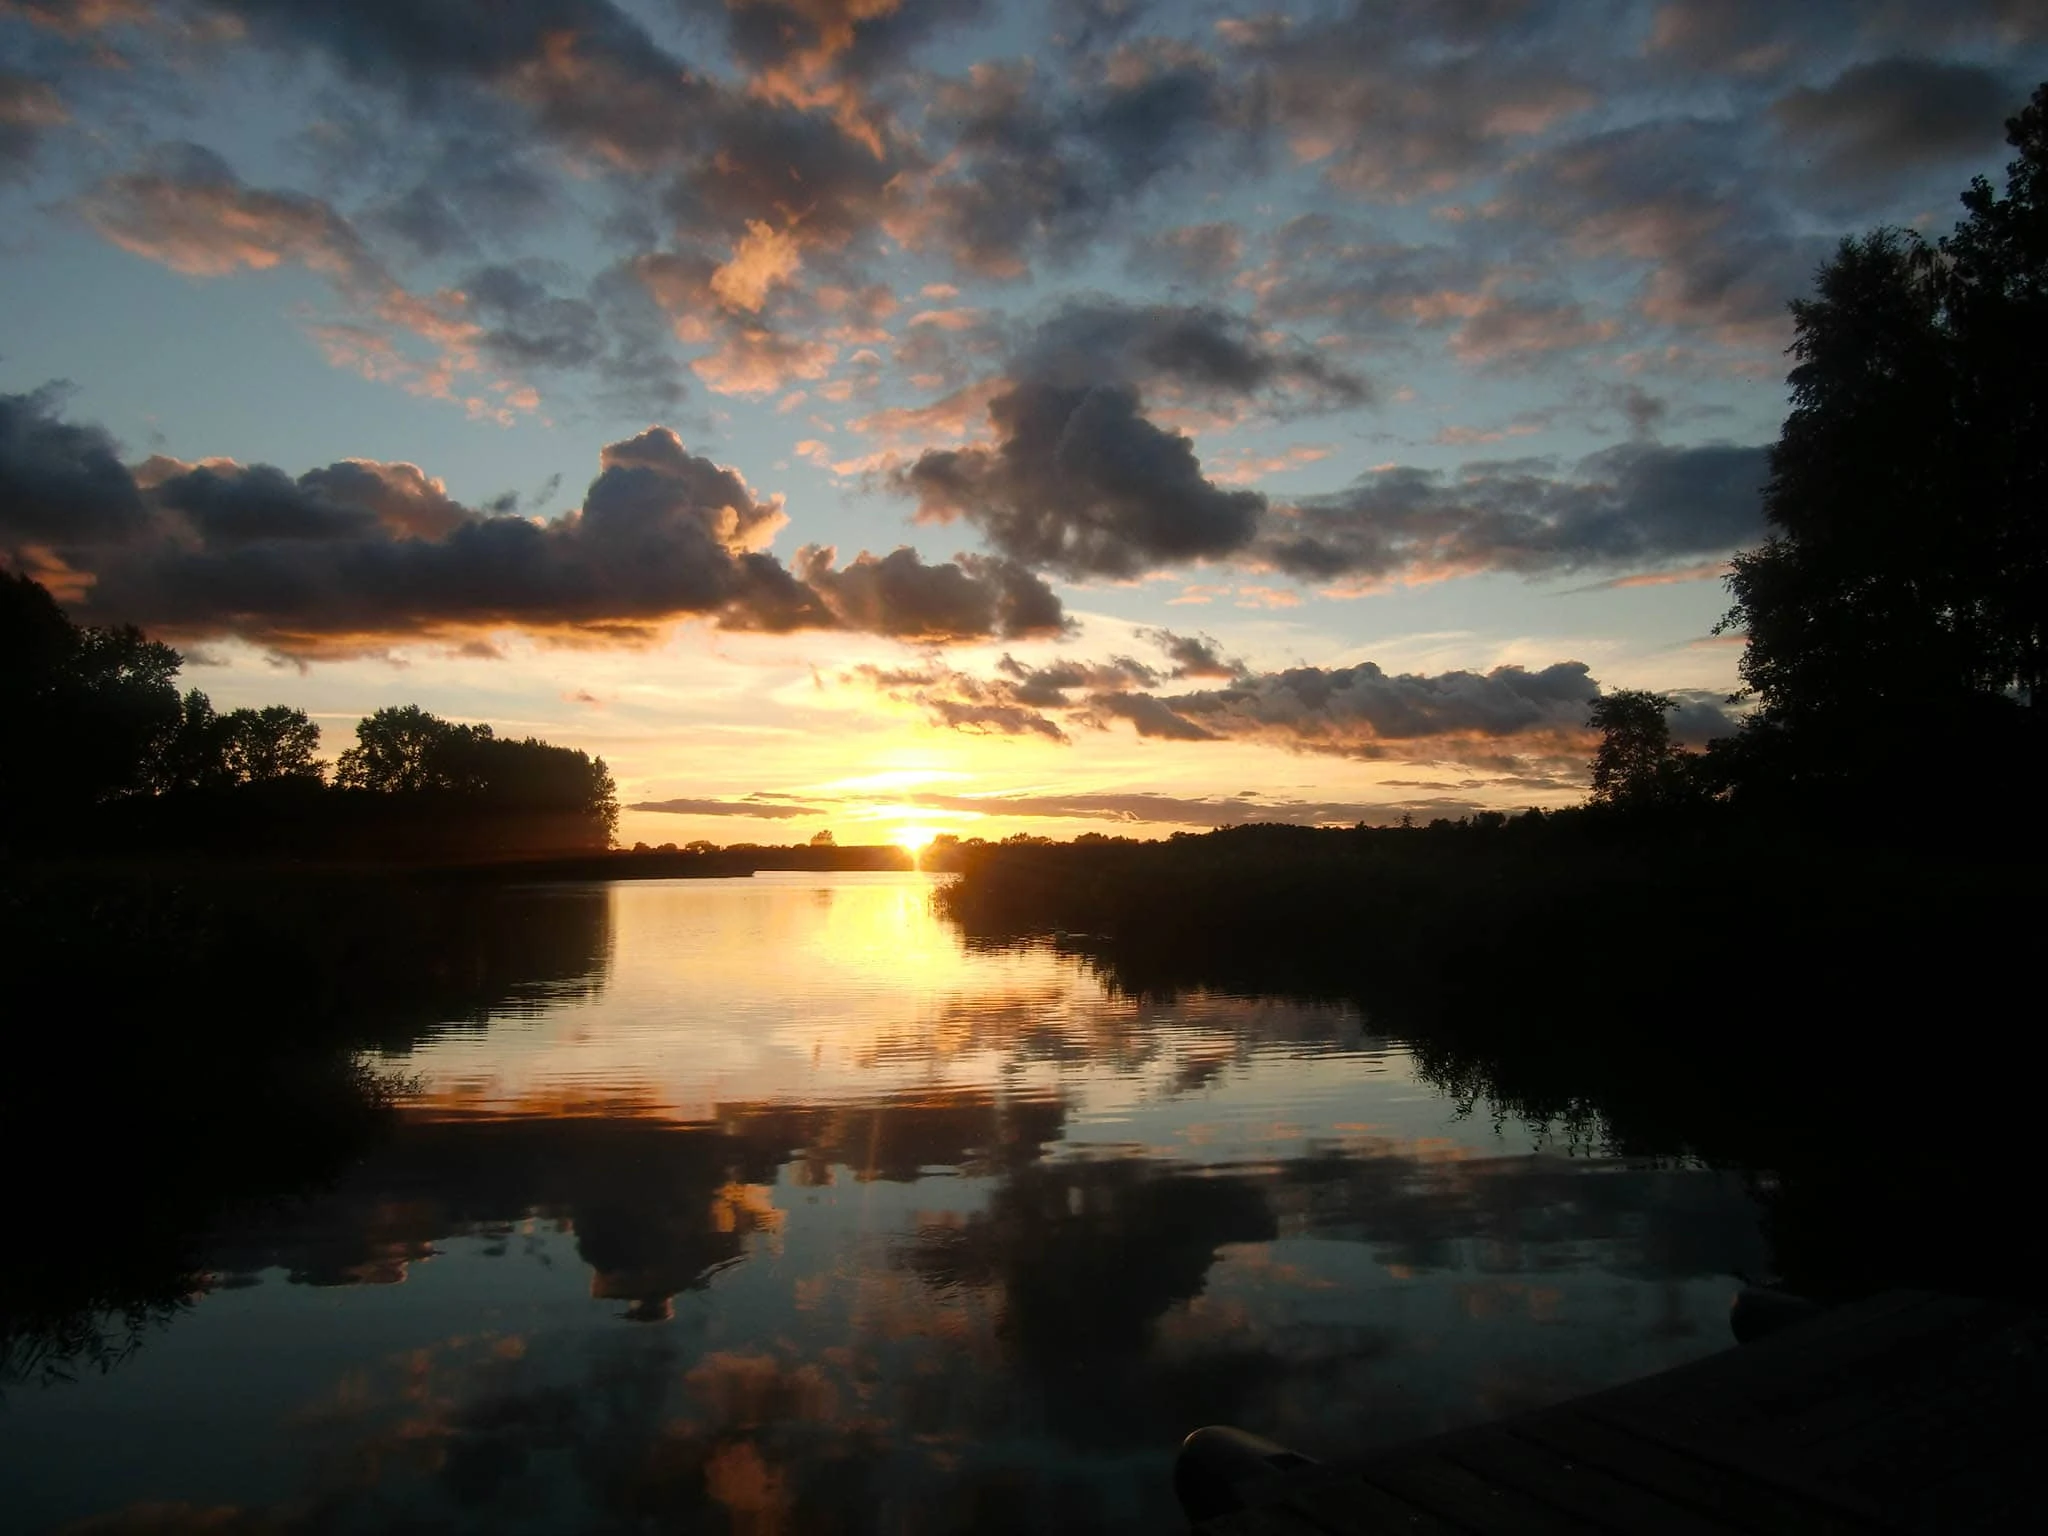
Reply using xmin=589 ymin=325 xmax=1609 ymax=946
xmin=335 ymin=705 xmax=490 ymax=792
xmin=1725 ymin=84 xmax=2048 ymax=780
xmin=1587 ymin=690 xmax=1690 ymax=808
xmin=154 ymin=690 xmax=324 ymax=789
xmin=1 ymin=571 xmax=181 ymax=840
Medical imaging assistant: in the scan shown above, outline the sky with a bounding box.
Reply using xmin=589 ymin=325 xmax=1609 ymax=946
xmin=3 ymin=1 xmax=2044 ymax=847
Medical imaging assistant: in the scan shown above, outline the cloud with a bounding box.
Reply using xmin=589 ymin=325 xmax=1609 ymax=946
xmin=1127 ymin=221 xmax=1243 ymax=286
xmin=1258 ymin=441 xmax=1768 ymax=585
xmin=79 ymin=141 xmax=387 ymax=289
xmin=1646 ymin=1 xmax=2048 ymax=75
xmin=629 ymin=796 xmax=823 ymax=819
xmin=0 ymin=384 xmax=150 ymax=543
xmin=886 ymin=49 xmax=1237 ymax=276
xmin=1159 ymin=659 xmax=1600 ymax=761
xmin=78 ymin=147 xmax=687 ymax=413
xmin=893 ymin=300 xmax=1362 ymax=580
xmin=777 ymin=545 xmax=1071 ymax=642
xmin=691 ymin=326 xmax=838 ymax=396
xmin=899 ymin=788 xmax=1443 ymax=827
xmin=1227 ymin=5 xmax=1594 ymax=196
xmin=994 ymin=650 xmax=1161 ymax=705
xmin=902 ymin=380 xmax=1266 ymax=579
xmin=708 ymin=219 xmax=805 ymax=313
xmin=2 ymin=1 xmax=149 ymax=36
xmin=1501 ymin=117 xmax=1830 ymax=340
xmin=1136 ymin=628 xmax=1243 ymax=680
xmin=846 ymin=661 xmax=1071 ymax=741
xmin=205 ymin=0 xmax=716 ymax=172
xmin=1773 ymin=58 xmax=2019 ymax=183
xmin=846 ymin=645 xmax=1731 ymax=775
xmin=1011 ymin=298 xmax=1367 ymax=410
xmin=1 ymin=390 xmax=1066 ymax=652
xmin=850 ymin=641 xmax=1746 ymax=771
xmin=1449 ymin=292 xmax=1618 ymax=363
xmin=0 ymin=70 xmax=66 ymax=180
xmin=1086 ymin=689 xmax=1219 ymax=740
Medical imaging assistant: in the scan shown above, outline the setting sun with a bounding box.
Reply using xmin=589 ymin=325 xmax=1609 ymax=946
xmin=892 ymin=826 xmax=940 ymax=856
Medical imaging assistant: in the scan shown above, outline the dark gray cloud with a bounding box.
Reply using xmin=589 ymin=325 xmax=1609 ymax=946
xmin=675 ymin=95 xmax=915 ymax=253
xmin=0 ymin=390 xmax=1065 ymax=652
xmin=1163 ymin=659 xmax=1606 ymax=759
xmin=1225 ymin=2 xmax=1594 ymax=196
xmin=898 ymin=49 xmax=1237 ymax=276
xmin=1668 ymin=689 xmax=1740 ymax=748
xmin=1647 ymin=0 xmax=2048 ymax=75
xmin=1138 ymin=627 xmax=1244 ymax=680
xmin=205 ymin=0 xmax=713 ymax=169
xmin=0 ymin=385 xmax=151 ymax=543
xmin=847 ymin=661 xmax=1071 ymax=741
xmin=1015 ymin=299 xmax=1367 ymax=409
xmin=1259 ymin=441 xmax=1769 ymax=583
xmin=459 ymin=261 xmax=688 ymax=407
xmin=996 ymin=651 xmax=1161 ymax=706
xmin=778 ymin=544 xmax=1071 ymax=643
xmin=628 ymin=796 xmax=821 ymax=819
xmin=895 ymin=300 xmax=1362 ymax=580
xmin=848 ymin=648 xmax=1740 ymax=774
xmin=1501 ymin=117 xmax=1830 ymax=337
xmin=902 ymin=380 xmax=1266 ymax=579
xmin=1085 ymin=689 xmax=1220 ymax=740
xmin=913 ymin=789 xmax=1376 ymax=826
xmin=1774 ymin=57 xmax=2019 ymax=183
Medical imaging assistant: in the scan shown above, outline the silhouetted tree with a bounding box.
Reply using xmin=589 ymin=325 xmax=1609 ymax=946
xmin=335 ymin=704 xmax=617 ymax=850
xmin=334 ymin=705 xmax=489 ymax=792
xmin=1724 ymin=83 xmax=2048 ymax=780
xmin=153 ymin=690 xmax=324 ymax=789
xmin=1588 ymin=691 xmax=1703 ymax=810
xmin=1 ymin=572 xmax=181 ymax=837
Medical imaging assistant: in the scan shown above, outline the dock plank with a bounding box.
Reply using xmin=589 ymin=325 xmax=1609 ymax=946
xmin=1357 ymin=1452 xmax=1597 ymax=1535
xmin=1277 ymin=1466 xmax=1474 ymax=1536
xmin=1283 ymin=1472 xmax=1470 ymax=1536
xmin=1444 ymin=1423 xmax=1754 ymax=1536
xmin=1193 ymin=1292 xmax=2040 ymax=1536
xmin=1511 ymin=1409 xmax=1896 ymax=1536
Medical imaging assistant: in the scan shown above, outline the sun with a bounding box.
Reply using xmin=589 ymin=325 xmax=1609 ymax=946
xmin=892 ymin=825 xmax=939 ymax=857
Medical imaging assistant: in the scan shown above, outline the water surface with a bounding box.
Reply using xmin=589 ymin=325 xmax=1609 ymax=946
xmin=4 ymin=873 xmax=1765 ymax=1533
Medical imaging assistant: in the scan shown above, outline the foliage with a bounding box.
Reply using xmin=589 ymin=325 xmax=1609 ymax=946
xmin=336 ymin=704 xmax=618 ymax=848
xmin=153 ymin=689 xmax=324 ymax=790
xmin=0 ymin=572 xmax=182 ymax=837
xmin=334 ymin=704 xmax=491 ymax=792
xmin=1 ymin=575 xmax=616 ymax=857
xmin=1724 ymin=84 xmax=2048 ymax=784
xmin=1586 ymin=690 xmax=1695 ymax=808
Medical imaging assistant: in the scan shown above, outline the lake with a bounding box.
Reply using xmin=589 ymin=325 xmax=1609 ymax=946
xmin=2 ymin=872 xmax=1767 ymax=1534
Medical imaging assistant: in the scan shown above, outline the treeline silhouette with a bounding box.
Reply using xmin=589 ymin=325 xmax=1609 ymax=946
xmin=1 ymin=573 xmax=617 ymax=863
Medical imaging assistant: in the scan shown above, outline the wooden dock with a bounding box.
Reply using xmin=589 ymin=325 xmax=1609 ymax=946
xmin=1197 ymin=1291 xmax=2044 ymax=1535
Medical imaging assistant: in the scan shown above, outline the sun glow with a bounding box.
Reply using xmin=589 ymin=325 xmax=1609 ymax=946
xmin=892 ymin=825 xmax=940 ymax=856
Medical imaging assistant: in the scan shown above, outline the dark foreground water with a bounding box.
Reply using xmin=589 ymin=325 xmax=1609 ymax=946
xmin=2 ymin=874 xmax=1767 ymax=1534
